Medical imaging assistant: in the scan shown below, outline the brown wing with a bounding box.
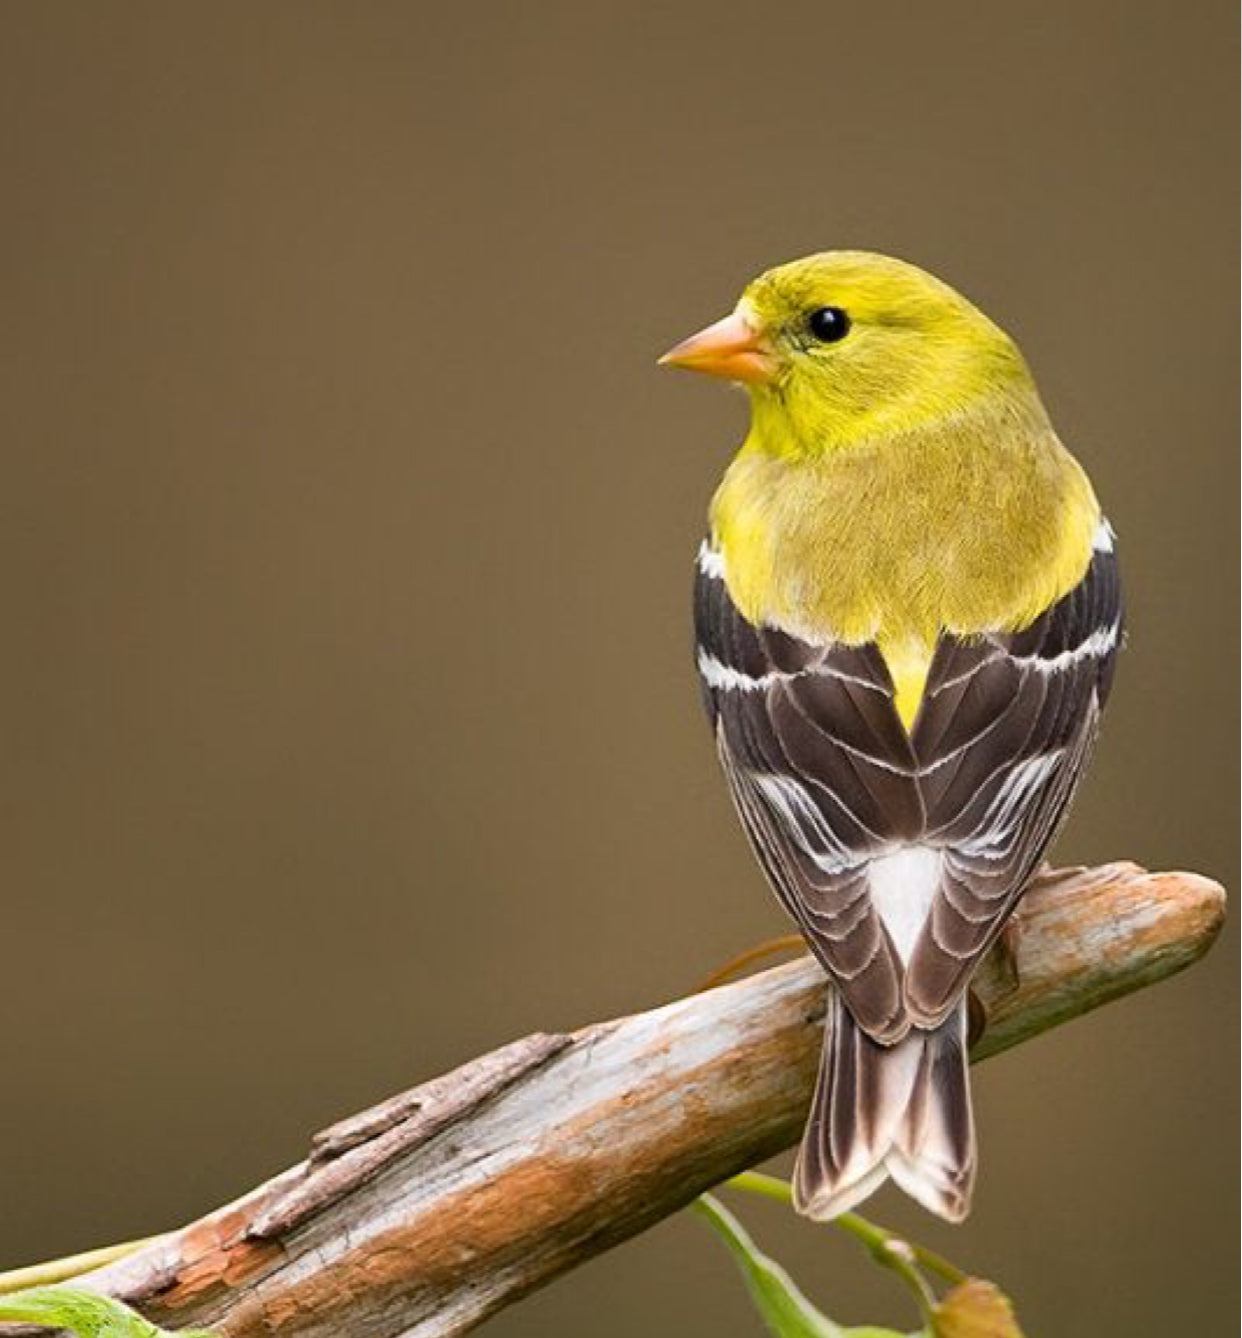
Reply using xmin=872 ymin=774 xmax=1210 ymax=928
xmin=694 ymin=527 xmax=1122 ymax=1041
xmin=694 ymin=543 xmax=922 ymax=1043
xmin=904 ymin=528 xmax=1122 ymax=1024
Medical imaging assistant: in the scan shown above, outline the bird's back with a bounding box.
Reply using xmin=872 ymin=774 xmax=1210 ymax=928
xmin=710 ymin=392 xmax=1100 ymax=721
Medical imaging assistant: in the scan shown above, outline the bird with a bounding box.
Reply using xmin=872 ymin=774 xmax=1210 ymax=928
xmin=661 ymin=252 xmax=1122 ymax=1223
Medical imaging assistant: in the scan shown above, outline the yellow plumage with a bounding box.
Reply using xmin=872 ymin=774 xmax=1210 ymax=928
xmin=699 ymin=253 xmax=1100 ymax=727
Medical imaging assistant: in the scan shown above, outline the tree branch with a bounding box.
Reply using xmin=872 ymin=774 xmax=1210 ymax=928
xmin=15 ymin=861 xmax=1225 ymax=1338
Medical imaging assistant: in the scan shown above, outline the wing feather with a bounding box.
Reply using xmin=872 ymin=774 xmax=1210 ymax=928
xmin=694 ymin=535 xmax=1122 ymax=1042
xmin=904 ymin=541 xmax=1122 ymax=1023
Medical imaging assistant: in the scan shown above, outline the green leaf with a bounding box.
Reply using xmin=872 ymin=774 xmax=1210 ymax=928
xmin=694 ymin=1195 xmax=911 ymax=1338
xmin=0 ymin=1286 xmax=214 ymax=1337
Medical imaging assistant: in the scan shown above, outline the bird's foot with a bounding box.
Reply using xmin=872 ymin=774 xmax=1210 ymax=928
xmin=967 ymin=909 xmax=1026 ymax=1047
xmin=993 ymin=910 xmax=1024 ymax=997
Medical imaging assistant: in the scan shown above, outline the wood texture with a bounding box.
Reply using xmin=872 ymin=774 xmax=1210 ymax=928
xmin=21 ymin=861 xmax=1224 ymax=1338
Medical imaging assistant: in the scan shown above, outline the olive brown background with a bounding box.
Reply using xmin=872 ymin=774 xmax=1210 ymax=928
xmin=1 ymin=4 xmax=1236 ymax=1335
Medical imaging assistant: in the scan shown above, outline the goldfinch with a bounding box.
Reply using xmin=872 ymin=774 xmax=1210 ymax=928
xmin=662 ymin=253 xmax=1121 ymax=1222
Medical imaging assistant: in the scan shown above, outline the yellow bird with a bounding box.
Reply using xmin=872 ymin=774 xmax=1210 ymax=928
xmin=662 ymin=252 xmax=1122 ymax=1221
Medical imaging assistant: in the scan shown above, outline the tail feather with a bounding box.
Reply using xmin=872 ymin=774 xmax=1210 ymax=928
xmin=794 ymin=992 xmax=975 ymax=1222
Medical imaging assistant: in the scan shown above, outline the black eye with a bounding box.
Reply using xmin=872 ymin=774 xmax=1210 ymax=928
xmin=807 ymin=306 xmax=851 ymax=343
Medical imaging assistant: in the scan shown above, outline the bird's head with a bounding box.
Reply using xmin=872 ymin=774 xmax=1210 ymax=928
xmin=660 ymin=251 xmax=1036 ymax=454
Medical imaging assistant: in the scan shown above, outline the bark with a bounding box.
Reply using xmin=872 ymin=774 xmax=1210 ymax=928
xmin=32 ymin=862 xmax=1227 ymax=1338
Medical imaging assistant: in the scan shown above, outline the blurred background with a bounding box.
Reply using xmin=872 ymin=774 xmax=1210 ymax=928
xmin=1 ymin=4 xmax=1235 ymax=1335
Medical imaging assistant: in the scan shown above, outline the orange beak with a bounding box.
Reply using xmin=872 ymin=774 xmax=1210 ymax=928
xmin=658 ymin=309 xmax=777 ymax=385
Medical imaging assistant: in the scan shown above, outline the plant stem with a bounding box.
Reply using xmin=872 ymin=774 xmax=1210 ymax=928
xmin=692 ymin=935 xmax=809 ymax=993
xmin=0 ymin=1235 xmax=164 ymax=1296
xmin=726 ymin=1171 xmax=966 ymax=1307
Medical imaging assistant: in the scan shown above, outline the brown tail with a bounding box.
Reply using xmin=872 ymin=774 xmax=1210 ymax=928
xmin=793 ymin=991 xmax=975 ymax=1222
